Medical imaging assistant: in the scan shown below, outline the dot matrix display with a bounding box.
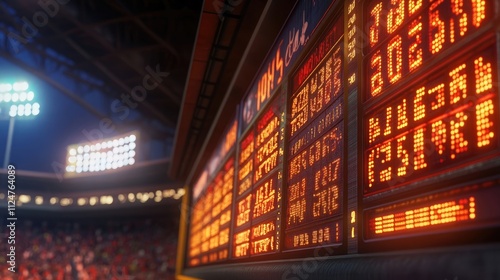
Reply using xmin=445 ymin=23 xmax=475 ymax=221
xmin=365 ymin=50 xmax=497 ymax=194
xmin=188 ymin=157 xmax=235 ymax=266
xmin=364 ymin=178 xmax=500 ymax=240
xmin=285 ymin=19 xmax=344 ymax=250
xmin=233 ymin=96 xmax=284 ymax=258
xmin=185 ymin=0 xmax=500 ymax=267
xmin=363 ymin=0 xmax=499 ymax=242
xmin=366 ymin=0 xmax=490 ymax=99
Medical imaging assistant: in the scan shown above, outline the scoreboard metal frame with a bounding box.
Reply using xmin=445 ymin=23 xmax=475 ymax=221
xmin=179 ymin=0 xmax=500 ymax=278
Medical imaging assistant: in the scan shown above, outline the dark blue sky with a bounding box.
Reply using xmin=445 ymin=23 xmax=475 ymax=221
xmin=0 ymin=55 xmax=136 ymax=174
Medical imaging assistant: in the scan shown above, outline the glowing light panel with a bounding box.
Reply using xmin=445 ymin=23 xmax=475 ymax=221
xmin=364 ymin=179 xmax=500 ymax=240
xmin=65 ymin=132 xmax=138 ymax=176
xmin=0 ymin=82 xmax=40 ymax=118
xmin=365 ymin=51 xmax=498 ymax=194
xmin=188 ymin=158 xmax=234 ymax=266
xmin=286 ymin=26 xmax=344 ymax=250
xmin=365 ymin=0 xmax=490 ymax=99
xmin=233 ymin=96 xmax=284 ymax=258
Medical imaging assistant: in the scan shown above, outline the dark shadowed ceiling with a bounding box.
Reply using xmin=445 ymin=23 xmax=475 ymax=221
xmin=0 ymin=0 xmax=202 ymax=142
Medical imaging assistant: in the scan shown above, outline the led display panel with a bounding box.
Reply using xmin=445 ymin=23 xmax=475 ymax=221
xmin=363 ymin=0 xmax=498 ymax=195
xmin=285 ymin=16 xmax=344 ymax=250
xmin=188 ymin=157 xmax=234 ymax=266
xmin=362 ymin=0 xmax=500 ymax=242
xmin=188 ymin=117 xmax=237 ymax=267
xmin=365 ymin=47 xmax=498 ymax=194
xmin=233 ymin=95 xmax=285 ymax=258
xmin=365 ymin=178 xmax=500 ymax=240
xmin=365 ymin=0 xmax=491 ymax=100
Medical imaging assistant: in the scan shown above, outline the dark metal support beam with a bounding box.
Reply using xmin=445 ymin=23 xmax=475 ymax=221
xmin=109 ymin=0 xmax=181 ymax=66
xmin=42 ymin=20 xmax=174 ymax=127
xmin=56 ymin=5 xmax=181 ymax=105
xmin=57 ymin=10 xmax=170 ymax=38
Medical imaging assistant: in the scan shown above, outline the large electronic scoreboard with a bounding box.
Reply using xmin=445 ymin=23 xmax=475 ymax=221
xmin=181 ymin=0 xmax=500 ymax=278
xmin=362 ymin=0 xmax=500 ymax=243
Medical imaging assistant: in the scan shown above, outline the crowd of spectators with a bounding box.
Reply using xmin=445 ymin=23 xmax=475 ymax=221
xmin=0 ymin=216 xmax=177 ymax=279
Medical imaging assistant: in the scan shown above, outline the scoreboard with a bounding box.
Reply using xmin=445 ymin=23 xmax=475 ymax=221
xmin=183 ymin=0 xmax=500 ymax=274
xmin=234 ymin=94 xmax=284 ymax=258
xmin=286 ymin=15 xmax=344 ymax=250
xmin=188 ymin=119 xmax=237 ymax=266
xmin=362 ymin=0 xmax=500 ymax=243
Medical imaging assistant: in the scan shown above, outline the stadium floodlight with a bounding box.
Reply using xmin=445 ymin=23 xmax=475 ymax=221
xmin=2 ymin=81 xmax=40 ymax=169
xmin=0 ymin=81 xmax=40 ymax=119
xmin=65 ymin=131 xmax=139 ymax=177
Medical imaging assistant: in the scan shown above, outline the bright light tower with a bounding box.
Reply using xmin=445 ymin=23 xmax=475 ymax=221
xmin=0 ymin=81 xmax=40 ymax=169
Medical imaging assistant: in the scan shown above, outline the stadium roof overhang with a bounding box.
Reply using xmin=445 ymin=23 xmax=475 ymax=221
xmin=170 ymin=0 xmax=298 ymax=184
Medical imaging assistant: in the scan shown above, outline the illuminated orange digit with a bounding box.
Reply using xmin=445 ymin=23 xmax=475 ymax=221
xmin=332 ymin=48 xmax=342 ymax=98
xmin=397 ymin=99 xmax=408 ymax=130
xmin=450 ymin=0 xmax=468 ymax=42
xmin=368 ymin=149 xmax=376 ymax=188
xmin=310 ymin=69 xmax=318 ymax=93
xmin=384 ymin=106 xmax=392 ymax=136
xmin=396 ymin=135 xmax=409 ymax=177
xmin=309 ymin=140 xmax=321 ymax=168
xmin=408 ymin=18 xmax=423 ymax=72
xmin=369 ymin=116 xmax=381 ymax=144
xmin=471 ymin=0 xmax=486 ymax=27
xmin=476 ymin=99 xmax=495 ymax=147
xmin=429 ymin=0 xmax=445 ymax=54
xmin=450 ymin=112 xmax=468 ymax=159
xmin=414 ymin=87 xmax=426 ymax=121
xmin=387 ymin=0 xmax=405 ymax=34
xmin=428 ymin=83 xmax=445 ymax=111
xmin=370 ymin=51 xmax=383 ymax=97
xmin=369 ymin=3 xmax=382 ymax=47
xmin=449 ymin=64 xmax=467 ymax=104
xmin=387 ymin=35 xmax=402 ymax=83
xmin=379 ymin=142 xmax=392 ymax=183
xmin=408 ymin=0 xmax=422 ymax=16
xmin=475 ymin=56 xmax=493 ymax=94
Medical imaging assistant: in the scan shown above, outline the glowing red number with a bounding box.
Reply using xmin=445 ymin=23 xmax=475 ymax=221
xmin=471 ymin=0 xmax=486 ymax=27
xmin=387 ymin=0 xmax=405 ymax=34
xmin=408 ymin=18 xmax=423 ymax=71
xmin=370 ymin=51 xmax=383 ymax=96
xmin=396 ymin=135 xmax=409 ymax=177
xmin=408 ymin=0 xmax=422 ymax=16
xmin=450 ymin=112 xmax=468 ymax=159
xmin=379 ymin=142 xmax=392 ymax=183
xmin=369 ymin=3 xmax=382 ymax=47
xmin=413 ymin=127 xmax=427 ymax=170
xmin=387 ymin=35 xmax=403 ymax=83
xmin=369 ymin=117 xmax=381 ymax=144
xmin=449 ymin=64 xmax=467 ymax=104
xmin=429 ymin=0 xmax=445 ymax=54
xmin=476 ymin=100 xmax=495 ymax=148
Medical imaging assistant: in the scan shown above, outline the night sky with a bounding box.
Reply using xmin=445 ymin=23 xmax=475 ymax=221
xmin=0 ymin=55 xmax=140 ymax=174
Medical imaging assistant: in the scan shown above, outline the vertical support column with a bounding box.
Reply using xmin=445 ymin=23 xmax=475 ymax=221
xmin=345 ymin=0 xmax=362 ymax=254
xmin=176 ymin=186 xmax=194 ymax=280
xmin=3 ymin=117 xmax=16 ymax=169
